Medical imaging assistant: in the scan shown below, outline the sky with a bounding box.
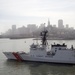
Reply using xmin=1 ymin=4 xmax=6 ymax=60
xmin=0 ymin=0 xmax=75 ymax=33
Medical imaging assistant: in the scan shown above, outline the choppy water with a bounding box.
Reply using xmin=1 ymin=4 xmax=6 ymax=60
xmin=0 ymin=38 xmax=75 ymax=75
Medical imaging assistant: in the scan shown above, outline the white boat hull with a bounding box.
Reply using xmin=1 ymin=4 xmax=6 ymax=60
xmin=3 ymin=50 xmax=75 ymax=64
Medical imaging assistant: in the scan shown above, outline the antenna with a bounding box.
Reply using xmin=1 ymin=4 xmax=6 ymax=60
xmin=36 ymin=38 xmax=38 ymax=45
xmin=40 ymin=30 xmax=48 ymax=45
xmin=44 ymin=23 xmax=46 ymax=31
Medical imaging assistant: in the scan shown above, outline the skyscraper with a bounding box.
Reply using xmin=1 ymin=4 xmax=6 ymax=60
xmin=12 ymin=25 xmax=16 ymax=30
xmin=58 ymin=19 xmax=64 ymax=29
xmin=47 ymin=19 xmax=52 ymax=31
xmin=48 ymin=19 xmax=50 ymax=26
xmin=12 ymin=25 xmax=16 ymax=35
xmin=27 ymin=24 xmax=37 ymax=33
xmin=66 ymin=24 xmax=69 ymax=29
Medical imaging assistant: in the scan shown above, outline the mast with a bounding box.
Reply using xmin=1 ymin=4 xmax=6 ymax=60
xmin=40 ymin=30 xmax=48 ymax=45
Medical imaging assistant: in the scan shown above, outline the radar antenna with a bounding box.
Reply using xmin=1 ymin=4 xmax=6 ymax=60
xmin=40 ymin=30 xmax=48 ymax=45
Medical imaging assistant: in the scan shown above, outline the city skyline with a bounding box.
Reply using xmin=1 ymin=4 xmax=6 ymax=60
xmin=0 ymin=18 xmax=75 ymax=34
xmin=3 ymin=19 xmax=74 ymax=36
xmin=2 ymin=20 xmax=75 ymax=40
xmin=0 ymin=0 xmax=75 ymax=33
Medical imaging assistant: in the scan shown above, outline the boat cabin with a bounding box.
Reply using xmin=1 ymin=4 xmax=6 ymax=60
xmin=51 ymin=43 xmax=67 ymax=51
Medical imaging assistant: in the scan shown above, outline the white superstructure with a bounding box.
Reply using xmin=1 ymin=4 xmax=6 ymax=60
xmin=3 ymin=30 xmax=75 ymax=64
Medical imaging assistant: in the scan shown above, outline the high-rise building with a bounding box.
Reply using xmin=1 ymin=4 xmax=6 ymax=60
xmin=12 ymin=25 xmax=16 ymax=35
xmin=58 ymin=19 xmax=64 ymax=28
xmin=48 ymin=19 xmax=50 ymax=26
xmin=47 ymin=19 xmax=52 ymax=31
xmin=53 ymin=24 xmax=56 ymax=28
xmin=12 ymin=25 xmax=16 ymax=30
xmin=27 ymin=24 xmax=37 ymax=33
xmin=66 ymin=24 xmax=69 ymax=29
xmin=39 ymin=23 xmax=45 ymax=29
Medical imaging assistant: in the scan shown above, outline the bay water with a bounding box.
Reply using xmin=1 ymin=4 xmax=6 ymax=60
xmin=0 ymin=38 xmax=75 ymax=75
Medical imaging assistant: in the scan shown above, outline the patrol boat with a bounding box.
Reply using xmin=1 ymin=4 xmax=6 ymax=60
xmin=3 ymin=30 xmax=75 ymax=64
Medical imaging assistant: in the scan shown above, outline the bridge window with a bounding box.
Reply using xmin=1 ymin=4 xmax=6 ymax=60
xmin=59 ymin=48 xmax=61 ymax=50
xmin=55 ymin=48 xmax=57 ymax=49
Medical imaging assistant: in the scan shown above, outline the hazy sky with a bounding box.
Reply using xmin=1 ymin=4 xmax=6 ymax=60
xmin=0 ymin=0 xmax=75 ymax=33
